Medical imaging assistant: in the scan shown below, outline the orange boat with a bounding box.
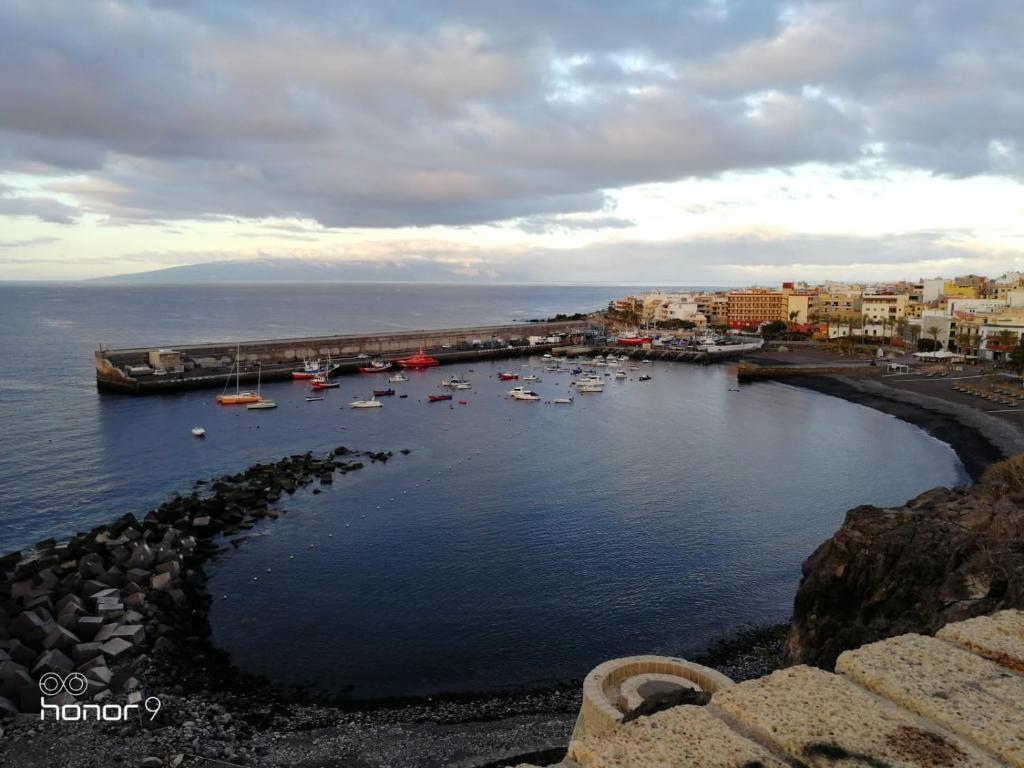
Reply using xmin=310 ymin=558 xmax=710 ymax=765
xmin=217 ymin=346 xmax=262 ymax=404
xmin=396 ymin=350 xmax=439 ymax=369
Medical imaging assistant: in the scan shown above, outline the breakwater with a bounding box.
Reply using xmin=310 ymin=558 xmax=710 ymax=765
xmin=95 ymin=320 xmax=588 ymax=394
xmin=0 ymin=446 xmax=395 ymax=720
xmin=737 ymin=360 xmax=876 ymax=380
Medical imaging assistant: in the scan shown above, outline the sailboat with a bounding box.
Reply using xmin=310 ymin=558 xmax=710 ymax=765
xmin=217 ymin=345 xmax=261 ymax=405
xmin=247 ymin=363 xmax=278 ymax=409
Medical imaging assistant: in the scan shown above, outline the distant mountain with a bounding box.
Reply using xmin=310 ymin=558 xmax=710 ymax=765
xmin=91 ymin=258 xmax=520 ymax=284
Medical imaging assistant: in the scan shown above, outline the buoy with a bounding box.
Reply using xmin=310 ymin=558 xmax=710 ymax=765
xmin=328 ymin=533 xmax=333 ymax=537
xmin=309 ymin=544 xmax=315 ymax=548
xmin=253 ymin=576 xmax=258 ymax=581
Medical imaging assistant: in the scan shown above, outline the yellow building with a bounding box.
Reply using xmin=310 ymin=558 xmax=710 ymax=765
xmin=861 ymin=294 xmax=908 ymax=322
xmin=905 ymin=301 xmax=924 ymax=319
xmin=726 ymin=290 xmax=788 ymax=329
xmin=812 ymin=292 xmax=861 ymax=319
xmin=943 ymin=282 xmax=977 ymax=299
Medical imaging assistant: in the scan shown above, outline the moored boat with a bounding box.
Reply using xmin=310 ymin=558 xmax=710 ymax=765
xmin=616 ymin=335 xmax=653 ymax=346
xmin=191 ymin=426 xmax=206 ymax=437
xmin=388 ymin=373 xmax=409 ymax=383
xmin=428 ymin=394 xmax=453 ymax=402
xmin=552 ymin=398 xmax=573 ymax=404
xmin=498 ymin=372 xmax=519 ymax=381
xmin=247 ymin=400 xmax=278 ymax=409
xmin=507 ymin=386 xmax=541 ymax=401
xmin=397 ymin=350 xmax=439 ymax=369
xmin=217 ymin=347 xmax=261 ymax=404
xmin=350 ymin=397 xmax=383 ymax=408
xmin=358 ymin=359 xmax=392 ymax=373
xmin=373 ymin=388 xmax=396 ymax=397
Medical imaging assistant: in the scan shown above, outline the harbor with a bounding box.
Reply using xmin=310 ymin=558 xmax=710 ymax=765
xmin=94 ymin=320 xmax=588 ymax=395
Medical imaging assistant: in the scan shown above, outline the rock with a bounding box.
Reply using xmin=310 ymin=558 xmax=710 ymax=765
xmin=95 ymin=624 xmax=121 ymax=643
xmin=99 ymin=637 xmax=133 ymax=659
xmin=140 ymin=757 xmax=163 ymax=768
xmin=786 ymin=462 xmax=1024 ymax=670
xmin=71 ymin=642 xmax=103 ymax=666
xmin=31 ymin=649 xmax=74 ymax=676
xmin=75 ymin=615 xmax=104 ymax=639
xmin=151 ymin=572 xmax=172 ymax=591
xmin=112 ymin=625 xmax=146 ymax=644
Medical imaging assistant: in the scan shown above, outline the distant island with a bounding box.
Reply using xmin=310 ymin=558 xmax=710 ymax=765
xmin=90 ymin=258 xmax=522 ymax=284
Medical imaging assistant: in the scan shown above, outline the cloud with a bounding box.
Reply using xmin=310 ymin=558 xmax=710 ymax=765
xmin=0 ymin=236 xmax=59 ymax=249
xmin=0 ymin=0 xmax=1020 ymax=256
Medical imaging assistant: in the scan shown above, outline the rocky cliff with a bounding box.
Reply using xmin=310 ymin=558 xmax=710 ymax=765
xmin=786 ymin=454 xmax=1024 ymax=669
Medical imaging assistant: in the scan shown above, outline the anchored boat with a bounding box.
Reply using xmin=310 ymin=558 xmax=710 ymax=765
xmin=428 ymin=394 xmax=453 ymax=402
xmin=507 ymin=386 xmax=541 ymax=401
xmin=191 ymin=426 xmax=206 ymax=437
xmin=350 ymin=397 xmax=383 ymax=408
xmin=217 ymin=346 xmax=261 ymax=405
xmin=396 ymin=350 xmax=439 ymax=369
xmin=358 ymin=359 xmax=392 ymax=373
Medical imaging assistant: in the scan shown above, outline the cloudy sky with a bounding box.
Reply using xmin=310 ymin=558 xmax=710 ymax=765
xmin=1 ymin=0 xmax=1022 ymax=282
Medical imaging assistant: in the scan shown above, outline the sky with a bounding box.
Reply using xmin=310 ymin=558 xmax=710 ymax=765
xmin=1 ymin=0 xmax=1023 ymax=283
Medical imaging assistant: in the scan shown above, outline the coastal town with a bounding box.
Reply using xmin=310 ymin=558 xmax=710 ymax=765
xmin=605 ymin=271 xmax=1024 ymax=363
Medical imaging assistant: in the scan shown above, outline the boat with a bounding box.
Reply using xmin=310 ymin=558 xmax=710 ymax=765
xmin=571 ymin=367 xmax=583 ymax=375
xmin=305 ymin=396 xmax=324 ymax=402
xmin=498 ymin=372 xmax=519 ymax=381
xmin=457 ymin=400 xmax=468 ymax=405
xmin=358 ymin=359 xmax=392 ymax=373
xmin=615 ymin=370 xmax=627 ymax=379
xmin=247 ymin=400 xmax=278 ymax=409
xmin=388 ymin=373 xmax=409 ymax=383
xmin=507 ymin=386 xmax=541 ymax=401
xmin=616 ymin=335 xmax=653 ymax=346
xmin=522 ymin=374 xmax=539 ymax=382
xmin=396 ymin=350 xmax=439 ymax=369
xmin=698 ymin=338 xmax=765 ymax=354
xmin=191 ymin=427 xmax=206 ymax=437
xmin=217 ymin=347 xmax=262 ymax=405
xmin=442 ymin=376 xmax=470 ymax=388
xmin=542 ymin=353 xmax=553 ymax=360
xmin=373 ymin=388 xmax=396 ymax=397
xmin=639 ymin=374 xmax=652 ymax=381
xmin=428 ymin=394 xmax=453 ymax=402
xmin=552 ymin=398 xmax=573 ymax=404
xmin=291 ymin=359 xmax=323 ymax=380
xmin=311 ymin=374 xmax=340 ymax=390
xmin=350 ymin=397 xmax=383 ymax=408
xmin=452 ymin=382 xmax=472 ymax=390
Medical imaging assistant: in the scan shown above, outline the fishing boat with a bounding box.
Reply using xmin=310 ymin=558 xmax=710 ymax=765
xmin=507 ymin=386 xmax=541 ymax=401
xmin=498 ymin=372 xmax=519 ymax=381
xmin=396 ymin=350 xmax=439 ymax=369
xmin=191 ymin=426 xmax=206 ymax=437
xmin=373 ymin=388 xmax=396 ymax=397
xmin=311 ymin=374 xmax=340 ymax=390
xmin=350 ymin=397 xmax=383 ymax=408
xmin=217 ymin=347 xmax=261 ymax=405
xmin=358 ymin=358 xmax=392 ymax=373
xmin=441 ymin=375 xmax=470 ymax=388
xmin=388 ymin=373 xmax=409 ymax=383
xmin=428 ymin=394 xmax=453 ymax=402
xmin=552 ymin=398 xmax=573 ymax=404
xmin=616 ymin=335 xmax=653 ymax=346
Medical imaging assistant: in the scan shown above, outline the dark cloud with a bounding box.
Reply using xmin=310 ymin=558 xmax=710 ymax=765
xmin=0 ymin=0 xmax=1020 ymax=229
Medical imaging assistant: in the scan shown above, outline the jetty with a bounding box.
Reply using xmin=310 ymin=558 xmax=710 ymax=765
xmin=94 ymin=320 xmax=587 ymax=395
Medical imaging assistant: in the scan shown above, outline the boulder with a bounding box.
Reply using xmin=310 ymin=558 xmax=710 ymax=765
xmin=31 ymin=649 xmax=73 ymax=676
xmin=786 ymin=461 xmax=1024 ymax=669
xmin=99 ymin=637 xmax=133 ymax=659
xmin=150 ymin=572 xmax=172 ymax=591
xmin=72 ymin=642 xmax=104 ymax=666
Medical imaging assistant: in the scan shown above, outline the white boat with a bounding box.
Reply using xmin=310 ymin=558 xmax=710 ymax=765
xmin=542 ymin=353 xmax=553 ymax=360
xmin=442 ymin=375 xmax=471 ymax=388
xmin=615 ymin=370 xmax=627 ymax=379
xmin=699 ymin=339 xmax=765 ymax=354
xmin=522 ymin=374 xmax=539 ymax=382
xmin=507 ymin=386 xmax=541 ymax=401
xmin=389 ymin=373 xmax=409 ymax=383
xmin=191 ymin=427 xmax=206 ymax=437
xmin=247 ymin=400 xmax=278 ymax=410
xmin=574 ymin=379 xmax=604 ymax=392
xmin=350 ymin=397 xmax=383 ymax=408
xmin=552 ymin=398 xmax=573 ymax=404
xmin=452 ymin=382 xmax=472 ymax=390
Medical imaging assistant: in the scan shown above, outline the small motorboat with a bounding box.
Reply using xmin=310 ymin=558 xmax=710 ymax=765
xmin=498 ymin=372 xmax=519 ymax=381
xmin=639 ymin=375 xmax=652 ymax=381
xmin=457 ymin=400 xmax=468 ymax=405
xmin=428 ymin=394 xmax=453 ymax=402
xmin=399 ymin=394 xmax=408 ymax=398
xmin=350 ymin=397 xmax=383 ymax=408
xmin=507 ymin=386 xmax=541 ymax=401
xmin=442 ymin=376 xmax=470 ymax=388
xmin=542 ymin=353 xmax=553 ymax=360
xmin=305 ymin=396 xmax=324 ymax=402
xmin=311 ymin=375 xmax=340 ymax=389
xmin=552 ymin=398 xmax=573 ymax=404
xmin=615 ymin=370 xmax=627 ymax=379
xmin=388 ymin=373 xmax=409 ymax=383
xmin=191 ymin=426 xmax=206 ymax=437
xmin=522 ymin=374 xmax=539 ymax=382
xmin=452 ymin=382 xmax=472 ymax=390
xmin=247 ymin=400 xmax=278 ymax=410
xmin=571 ymin=368 xmax=583 ymax=375
xmin=373 ymin=388 xmax=396 ymax=397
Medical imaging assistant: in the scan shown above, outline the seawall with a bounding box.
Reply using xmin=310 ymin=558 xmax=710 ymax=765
xmin=95 ymin=320 xmax=588 ymax=394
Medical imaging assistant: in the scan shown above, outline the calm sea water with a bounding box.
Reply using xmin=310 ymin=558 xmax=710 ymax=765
xmin=0 ymin=282 xmax=968 ymax=697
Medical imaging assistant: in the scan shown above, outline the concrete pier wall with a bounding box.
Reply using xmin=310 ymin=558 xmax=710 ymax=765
xmin=95 ymin=320 xmax=588 ymax=394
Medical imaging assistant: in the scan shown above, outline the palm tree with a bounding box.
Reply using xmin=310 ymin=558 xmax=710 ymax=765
xmin=909 ymin=324 xmax=921 ymax=349
xmin=927 ymin=325 xmax=941 ymax=350
xmin=788 ymin=310 xmax=800 ymax=340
